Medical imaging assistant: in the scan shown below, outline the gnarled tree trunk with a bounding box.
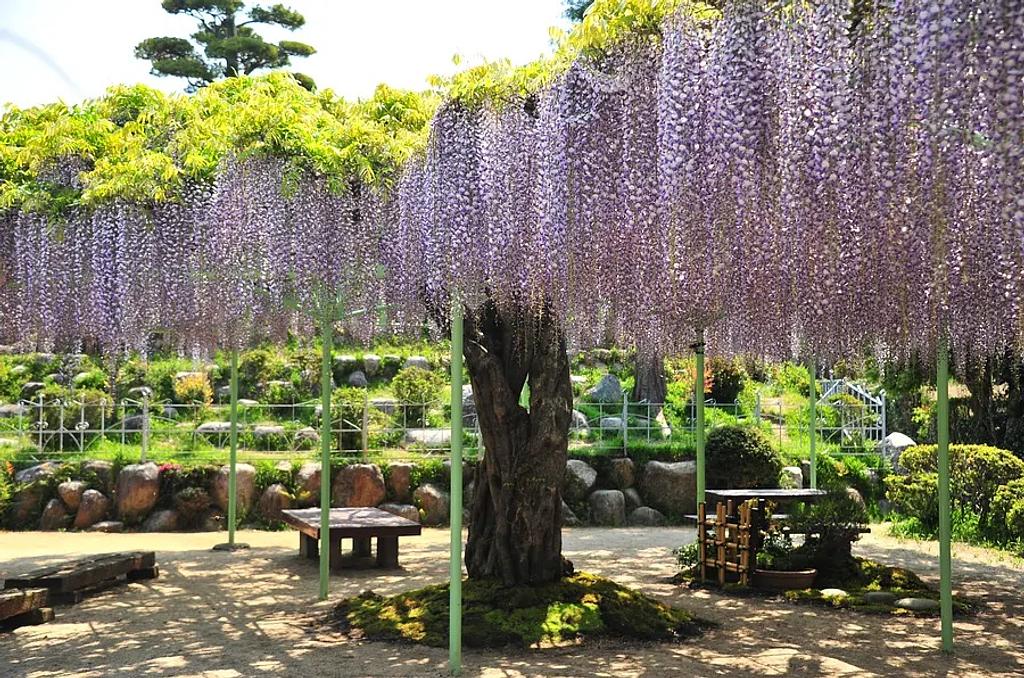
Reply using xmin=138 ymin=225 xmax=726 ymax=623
xmin=463 ymin=299 xmax=573 ymax=585
xmin=632 ymin=350 xmax=666 ymax=407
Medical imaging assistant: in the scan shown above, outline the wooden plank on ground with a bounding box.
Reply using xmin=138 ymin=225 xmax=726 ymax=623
xmin=2 ymin=552 xmax=156 ymax=594
xmin=0 ymin=607 xmax=54 ymax=630
xmin=0 ymin=588 xmax=48 ymax=621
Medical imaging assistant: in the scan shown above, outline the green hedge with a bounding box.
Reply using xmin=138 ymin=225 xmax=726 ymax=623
xmin=706 ymin=425 xmax=781 ymax=489
xmin=886 ymin=444 xmax=1024 ymax=544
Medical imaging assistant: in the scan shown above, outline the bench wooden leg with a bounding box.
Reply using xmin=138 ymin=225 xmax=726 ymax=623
xmin=353 ymin=537 xmax=372 ymax=558
xmin=300 ymin=533 xmax=318 ymax=559
xmin=329 ymin=532 xmax=343 ymax=572
xmin=376 ymin=536 xmax=399 ymax=569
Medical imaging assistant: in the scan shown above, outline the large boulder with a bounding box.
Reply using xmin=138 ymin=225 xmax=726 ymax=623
xmin=379 ymin=502 xmax=420 ymax=523
xmin=347 ymin=370 xmax=369 ymax=388
xmin=570 ymin=410 xmax=590 ymax=433
xmin=627 ymin=506 xmax=667 ymax=527
xmin=74 ymin=489 xmax=111 ymax=529
xmin=461 ymin=385 xmax=477 ymax=426
xmin=57 ymin=480 xmax=88 ymax=512
xmin=362 ymin=353 xmax=381 ymax=377
xmin=405 ymin=429 xmax=451 ymax=446
xmin=561 ymin=501 xmax=581 ymax=527
xmin=10 ymin=485 xmax=46 ymax=526
xmin=588 ymin=490 xmax=626 ymax=527
xmin=780 ymin=466 xmax=803 ymax=490
xmin=332 ymin=464 xmax=386 ymax=507
xmin=623 ymin=487 xmax=643 ymax=513
xmin=387 ymin=462 xmax=414 ymax=503
xmin=640 ymin=460 xmax=697 ymax=515
xmin=609 ymin=458 xmax=635 ymax=490
xmin=142 ymin=509 xmax=179 ymax=532
xmin=40 ymin=498 xmax=71 ymax=531
xmin=20 ymin=382 xmax=45 ymax=399
xmin=879 ymin=432 xmax=916 ymax=470
xmin=294 ymin=427 xmax=319 ymax=446
xmin=82 ymin=460 xmax=115 ymax=494
xmin=333 ymin=354 xmax=360 ymax=380
xmin=564 ymin=459 xmax=598 ymax=502
xmin=295 ymin=462 xmax=321 ymax=507
xmin=115 ymin=462 xmax=161 ymax=524
xmin=586 ymin=374 xmax=623 ymax=403
xmin=211 ymin=463 xmax=257 ymax=516
xmin=14 ymin=462 xmax=60 ymax=484
xmin=88 ymin=520 xmax=124 ymax=533
xmin=258 ymin=483 xmax=294 ymax=523
xmin=414 ymin=483 xmax=450 ymax=525
xmin=173 ymin=487 xmax=211 ymax=528
xmin=197 ymin=421 xmax=231 ymax=435
xmin=0 ymin=403 xmax=25 ymax=418
xmin=403 ymin=356 xmax=431 ymax=371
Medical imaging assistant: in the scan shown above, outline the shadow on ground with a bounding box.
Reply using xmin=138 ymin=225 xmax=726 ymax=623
xmin=0 ymin=527 xmax=1020 ymax=677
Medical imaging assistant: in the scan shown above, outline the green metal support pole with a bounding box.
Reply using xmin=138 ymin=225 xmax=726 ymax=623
xmin=228 ymin=351 xmax=238 ymax=545
xmin=808 ymin=356 xmax=817 ymax=490
xmin=448 ymin=301 xmax=464 ymax=676
xmin=319 ymin=312 xmax=333 ymax=602
xmin=937 ymin=338 xmax=954 ymax=653
xmin=695 ymin=329 xmax=706 ymax=505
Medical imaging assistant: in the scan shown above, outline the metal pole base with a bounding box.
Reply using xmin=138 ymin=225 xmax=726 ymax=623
xmin=211 ymin=542 xmax=250 ymax=552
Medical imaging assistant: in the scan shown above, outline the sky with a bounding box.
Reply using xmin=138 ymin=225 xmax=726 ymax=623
xmin=0 ymin=1 xmax=570 ymax=108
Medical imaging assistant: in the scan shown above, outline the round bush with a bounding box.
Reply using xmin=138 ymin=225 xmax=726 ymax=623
xmin=705 ymin=425 xmax=782 ymax=489
xmin=707 ymin=357 xmax=747 ymax=404
xmin=990 ymin=478 xmax=1024 ymax=542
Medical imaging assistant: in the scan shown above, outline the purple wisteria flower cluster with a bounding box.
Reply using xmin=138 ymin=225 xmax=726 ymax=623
xmin=0 ymin=0 xmax=1021 ymax=366
xmin=0 ymin=156 xmax=388 ymax=356
xmin=389 ymin=0 xmax=1024 ymax=364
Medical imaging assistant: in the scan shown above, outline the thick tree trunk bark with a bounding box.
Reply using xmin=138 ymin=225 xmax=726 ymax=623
xmin=632 ymin=350 xmax=666 ymax=407
xmin=463 ymin=299 xmax=574 ymax=585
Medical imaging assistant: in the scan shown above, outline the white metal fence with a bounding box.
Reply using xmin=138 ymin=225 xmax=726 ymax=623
xmin=0 ymin=382 xmax=886 ymax=463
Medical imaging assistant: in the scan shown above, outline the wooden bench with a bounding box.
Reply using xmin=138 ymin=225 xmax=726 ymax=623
xmin=0 ymin=588 xmax=53 ymax=630
xmin=2 ymin=551 xmax=158 ymax=605
xmin=281 ymin=508 xmax=422 ymax=571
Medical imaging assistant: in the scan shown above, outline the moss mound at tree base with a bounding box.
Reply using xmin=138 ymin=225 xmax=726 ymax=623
xmin=334 ymin=571 xmax=712 ymax=648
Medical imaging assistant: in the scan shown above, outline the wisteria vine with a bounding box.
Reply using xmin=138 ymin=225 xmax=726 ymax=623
xmin=0 ymin=0 xmax=1021 ymax=367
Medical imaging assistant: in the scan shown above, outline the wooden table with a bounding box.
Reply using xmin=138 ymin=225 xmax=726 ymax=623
xmin=280 ymin=508 xmax=421 ymax=571
xmin=706 ymin=488 xmax=827 ymax=505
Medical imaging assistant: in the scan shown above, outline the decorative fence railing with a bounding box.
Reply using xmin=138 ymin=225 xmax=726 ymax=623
xmin=0 ymin=395 xmax=482 ymax=463
xmin=0 ymin=383 xmax=886 ymax=463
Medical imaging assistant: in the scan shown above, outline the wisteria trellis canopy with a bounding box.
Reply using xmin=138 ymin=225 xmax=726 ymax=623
xmin=0 ymin=0 xmax=1021 ymax=365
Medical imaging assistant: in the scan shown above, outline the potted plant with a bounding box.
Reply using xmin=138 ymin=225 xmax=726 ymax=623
xmin=752 ymin=528 xmax=817 ymax=590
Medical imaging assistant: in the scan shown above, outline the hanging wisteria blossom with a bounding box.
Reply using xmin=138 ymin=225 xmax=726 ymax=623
xmin=2 ymin=0 xmax=1022 ymax=367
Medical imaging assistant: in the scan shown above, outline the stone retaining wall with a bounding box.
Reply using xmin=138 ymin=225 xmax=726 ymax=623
xmin=4 ymin=455 xmax=700 ymax=533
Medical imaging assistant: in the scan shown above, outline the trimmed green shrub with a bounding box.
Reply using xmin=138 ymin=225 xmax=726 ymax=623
xmin=991 ymin=479 xmax=1024 ymax=543
xmin=392 ymin=366 xmax=445 ymax=426
xmin=894 ymin=444 xmax=1024 ymax=528
xmin=706 ymin=425 xmax=781 ymax=489
xmin=238 ymin=348 xmax=288 ymax=399
xmin=707 ymin=357 xmax=747 ymax=404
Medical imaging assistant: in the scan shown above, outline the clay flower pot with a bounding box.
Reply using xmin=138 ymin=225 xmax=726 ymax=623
xmin=752 ymin=568 xmax=817 ymax=591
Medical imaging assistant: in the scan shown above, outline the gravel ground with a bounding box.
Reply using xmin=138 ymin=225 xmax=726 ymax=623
xmin=0 ymin=526 xmax=1021 ymax=677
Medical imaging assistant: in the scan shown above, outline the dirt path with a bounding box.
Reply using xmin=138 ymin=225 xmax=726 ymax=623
xmin=0 ymin=526 xmax=1020 ymax=677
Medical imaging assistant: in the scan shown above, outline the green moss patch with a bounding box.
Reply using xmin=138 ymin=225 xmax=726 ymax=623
xmin=779 ymin=558 xmax=976 ymax=616
xmin=334 ymin=572 xmax=712 ymax=648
